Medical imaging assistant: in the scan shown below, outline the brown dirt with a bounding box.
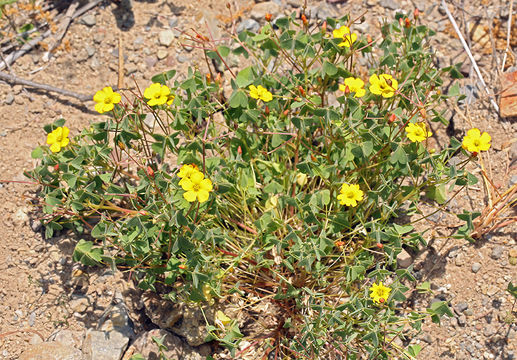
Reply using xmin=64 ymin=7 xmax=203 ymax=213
xmin=0 ymin=0 xmax=515 ymax=359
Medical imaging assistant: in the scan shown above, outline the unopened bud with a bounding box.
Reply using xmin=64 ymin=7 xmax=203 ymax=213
xmin=215 ymin=72 xmax=222 ymax=85
xmin=54 ymin=164 xmax=59 ymax=171
xmin=265 ymin=105 xmax=270 ymax=115
xmin=414 ymin=8 xmax=420 ymax=19
xmin=321 ymin=20 xmax=327 ymax=33
xmin=237 ymin=145 xmax=242 ymax=155
xmin=265 ymin=13 xmax=272 ymax=22
xmin=179 ymin=264 xmax=187 ymax=270
xmin=118 ymin=141 xmax=125 ymax=150
xmin=367 ymin=34 xmax=373 ymax=45
xmin=376 ymin=243 xmax=384 ymax=249
xmin=379 ymin=298 xmax=385 ymax=303
xmin=419 ymin=108 xmax=426 ymax=119
xmin=344 ymin=85 xmax=350 ymax=95
xmin=296 ymin=173 xmax=308 ymax=187
xmin=283 ymin=109 xmax=289 ymax=117
xmin=404 ymin=17 xmax=411 ymax=28
xmin=471 ymin=151 xmax=478 ymax=157
xmin=301 ymin=14 xmax=308 ymax=26
xmin=399 ymin=17 xmax=404 ymax=27
xmin=206 ymin=73 xmax=211 ymax=84
xmin=388 ymin=114 xmax=396 ymax=124
xmin=335 ymin=241 xmax=345 ymax=247
xmin=226 ymin=2 xmax=231 ymax=9
xmin=147 ymin=166 xmax=154 ymax=178
xmin=298 ymin=85 xmax=305 ymax=96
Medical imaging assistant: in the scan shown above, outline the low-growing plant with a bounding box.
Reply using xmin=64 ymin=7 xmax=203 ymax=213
xmin=27 ymin=9 xmax=487 ymax=359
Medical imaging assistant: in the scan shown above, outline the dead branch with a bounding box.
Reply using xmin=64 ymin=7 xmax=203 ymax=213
xmin=0 ymin=71 xmax=92 ymax=102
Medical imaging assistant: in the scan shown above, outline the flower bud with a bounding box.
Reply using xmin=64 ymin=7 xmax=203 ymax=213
xmin=414 ymin=8 xmax=420 ymax=19
xmin=179 ymin=264 xmax=187 ymax=270
xmin=265 ymin=13 xmax=272 ymax=22
xmin=147 ymin=166 xmax=154 ymax=178
xmin=301 ymin=14 xmax=308 ymax=26
xmin=388 ymin=114 xmax=396 ymax=124
xmin=321 ymin=20 xmax=327 ymax=33
xmin=206 ymin=73 xmax=211 ymax=84
xmin=54 ymin=164 xmax=59 ymax=171
xmin=296 ymin=173 xmax=308 ymax=187
xmin=265 ymin=105 xmax=270 ymax=115
xmin=298 ymin=85 xmax=305 ymax=96
xmin=283 ymin=109 xmax=289 ymax=117
xmin=226 ymin=2 xmax=231 ymax=9
xmin=344 ymin=85 xmax=350 ymax=95
xmin=237 ymin=145 xmax=242 ymax=155
xmin=399 ymin=17 xmax=404 ymax=27
xmin=379 ymin=298 xmax=385 ymax=303
xmin=404 ymin=17 xmax=411 ymax=28
xmin=367 ymin=34 xmax=373 ymax=45
xmin=376 ymin=243 xmax=384 ymax=249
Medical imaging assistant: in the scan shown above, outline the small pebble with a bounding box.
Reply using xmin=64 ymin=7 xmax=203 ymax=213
xmin=491 ymin=246 xmax=503 ymax=260
xmin=5 ymin=93 xmax=14 ymax=105
xmin=81 ymin=14 xmax=96 ymax=27
xmin=471 ymin=262 xmax=482 ymax=273
xmin=455 ymin=302 xmax=469 ymax=313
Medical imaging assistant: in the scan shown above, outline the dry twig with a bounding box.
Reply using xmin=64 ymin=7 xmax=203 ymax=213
xmin=0 ymin=71 xmax=91 ymax=101
xmin=501 ymin=0 xmax=515 ymax=71
xmin=441 ymin=0 xmax=500 ymax=114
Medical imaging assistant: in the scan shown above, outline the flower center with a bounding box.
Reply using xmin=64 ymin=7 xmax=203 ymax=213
xmin=104 ymin=94 xmax=113 ymax=104
xmin=347 ymin=191 xmax=355 ymax=199
xmin=192 ymin=183 xmax=201 ymax=192
xmin=473 ymin=139 xmax=480 ymax=146
xmin=154 ymin=92 xmax=162 ymax=99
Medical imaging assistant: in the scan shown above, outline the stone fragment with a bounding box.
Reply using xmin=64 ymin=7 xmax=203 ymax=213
xmin=379 ymin=0 xmax=400 ymax=10
xmin=250 ymin=2 xmax=281 ymax=21
xmin=471 ymin=262 xmax=482 ymax=273
xmin=491 ymin=245 xmax=504 ymax=260
xmin=396 ymin=249 xmax=412 ymax=268
xmin=157 ymin=49 xmax=168 ymax=60
xmin=5 ymin=93 xmax=14 ymax=105
xmin=81 ymin=14 xmax=96 ymax=27
xmin=19 ymin=342 xmax=84 ymax=360
xmin=159 ymin=30 xmax=175 ymax=47
xmin=455 ymin=302 xmax=468 ymax=313
xmin=82 ymin=330 xmax=129 ymax=360
xmin=122 ymin=329 xmax=203 ymax=360
xmin=500 ymin=71 xmax=517 ymax=118
xmin=176 ymin=54 xmax=189 ymax=63
xmin=236 ymin=19 xmax=260 ymax=33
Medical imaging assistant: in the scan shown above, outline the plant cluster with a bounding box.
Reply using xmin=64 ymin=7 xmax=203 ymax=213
xmin=28 ymin=10 xmax=489 ymax=359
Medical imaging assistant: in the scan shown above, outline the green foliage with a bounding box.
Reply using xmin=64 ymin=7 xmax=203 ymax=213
xmin=27 ymin=12 xmax=480 ymax=359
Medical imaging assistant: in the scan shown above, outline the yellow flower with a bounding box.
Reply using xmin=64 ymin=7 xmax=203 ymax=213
xmin=177 ymin=164 xmax=200 ymax=187
xmin=462 ymin=128 xmax=491 ymax=153
xmin=46 ymin=126 xmax=70 ymax=153
xmin=339 ymin=77 xmax=365 ymax=98
xmin=93 ymin=86 xmax=121 ymax=114
xmin=405 ymin=122 xmax=432 ymax=142
xmin=249 ymin=85 xmax=273 ymax=102
xmin=369 ymin=74 xmax=398 ymax=98
xmin=166 ymin=94 xmax=175 ymax=106
xmin=369 ymin=282 xmax=391 ymax=304
xmin=337 ymin=183 xmax=364 ymax=207
xmin=332 ymin=25 xmax=357 ymax=47
xmin=144 ymin=83 xmax=171 ymax=106
xmin=181 ymin=171 xmax=213 ymax=203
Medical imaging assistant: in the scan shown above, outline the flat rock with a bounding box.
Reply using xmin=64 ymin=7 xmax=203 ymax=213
xmin=471 ymin=262 xmax=482 ymax=273
xmin=250 ymin=2 xmax=281 ymax=21
xmin=159 ymin=30 xmax=175 ymax=47
xmin=396 ymin=249 xmax=412 ymax=268
xmin=379 ymin=0 xmax=400 ymax=10
xmin=81 ymin=14 xmax=96 ymax=27
xmin=500 ymin=71 xmax=517 ymax=118
xmin=19 ymin=342 xmax=84 ymax=360
xmin=237 ymin=19 xmax=260 ymax=33
xmin=122 ymin=329 xmax=203 ymax=360
xmin=82 ymin=330 xmax=129 ymax=360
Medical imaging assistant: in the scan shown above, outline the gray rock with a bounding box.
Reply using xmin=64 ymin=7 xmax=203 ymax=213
xmin=237 ymin=19 xmax=260 ymax=33
xmin=422 ymin=333 xmax=433 ymax=344
xmin=250 ymin=2 xmax=280 ymax=21
xmin=177 ymin=54 xmax=190 ymax=63
xmin=100 ymin=303 xmax=135 ymax=340
xmin=455 ymin=302 xmax=468 ymax=313
xmin=464 ymin=308 xmax=473 ymax=316
xmin=77 ymin=49 xmax=90 ymax=63
xmin=396 ymin=249 xmax=412 ymax=268
xmin=29 ymin=311 xmax=36 ymax=326
xmin=483 ymin=326 xmax=495 ymax=337
xmin=379 ymin=0 xmax=400 ymax=10
xmin=89 ymin=56 xmax=100 ymax=70
xmin=13 ymin=208 xmax=29 ymax=226
xmin=81 ymin=14 xmax=96 ymax=27
xmin=5 ymin=93 xmax=14 ymax=105
xmin=169 ymin=16 xmax=179 ymax=28
xmin=311 ymin=2 xmax=336 ymax=20
xmin=471 ymin=262 xmax=482 ymax=273
xmin=144 ymin=56 xmax=157 ymax=69
xmin=286 ymin=0 xmax=301 ymax=7
xmin=126 ymin=329 xmax=203 ymax=360
xmin=491 ymin=246 xmax=504 ymax=260
xmin=82 ymin=330 xmax=129 ymax=360
xmin=510 ymin=175 xmax=517 ymax=186
xmin=159 ymin=29 xmax=175 ymax=47
xmin=31 ymin=219 xmax=42 ymax=232
xmin=133 ymin=36 xmax=144 ymax=48
xmin=457 ymin=314 xmax=466 ymax=327
xmin=85 ymin=46 xmax=96 ymax=57
xmin=19 ymin=342 xmax=84 ymax=360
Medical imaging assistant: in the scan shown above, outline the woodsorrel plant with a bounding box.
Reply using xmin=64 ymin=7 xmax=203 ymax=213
xmin=28 ymin=10 xmax=482 ymax=359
